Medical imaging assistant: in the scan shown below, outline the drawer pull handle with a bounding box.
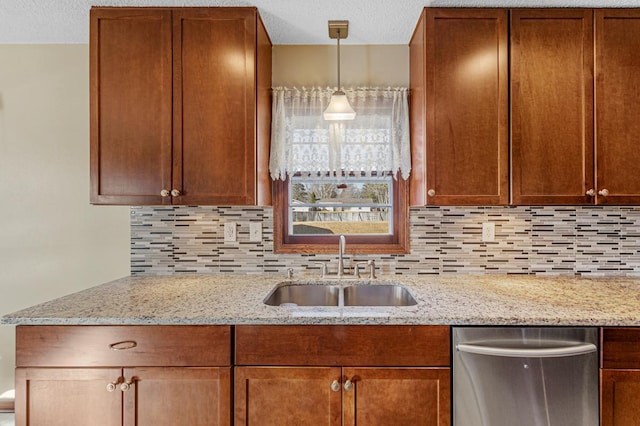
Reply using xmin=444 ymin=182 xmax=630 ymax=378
xmin=109 ymin=340 xmax=138 ymax=350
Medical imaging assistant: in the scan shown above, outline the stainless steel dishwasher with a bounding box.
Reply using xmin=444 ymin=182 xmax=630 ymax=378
xmin=453 ymin=327 xmax=598 ymax=426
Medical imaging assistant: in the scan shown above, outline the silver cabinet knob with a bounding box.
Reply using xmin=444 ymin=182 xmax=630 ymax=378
xmin=120 ymin=379 xmax=134 ymax=392
xmin=106 ymin=379 xmax=121 ymax=392
xmin=331 ymin=380 xmax=341 ymax=392
xmin=427 ymin=189 xmax=436 ymax=197
xmin=586 ymin=189 xmax=596 ymax=197
xmin=160 ymin=189 xmax=170 ymax=197
xmin=343 ymin=379 xmax=353 ymax=392
xmin=171 ymin=189 xmax=181 ymax=197
xmin=598 ymin=189 xmax=609 ymax=197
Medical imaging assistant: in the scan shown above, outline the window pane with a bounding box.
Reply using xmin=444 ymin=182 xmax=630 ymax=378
xmin=289 ymin=176 xmax=393 ymax=236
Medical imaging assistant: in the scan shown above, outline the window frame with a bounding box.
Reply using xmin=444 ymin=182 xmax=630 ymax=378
xmin=273 ymin=174 xmax=410 ymax=254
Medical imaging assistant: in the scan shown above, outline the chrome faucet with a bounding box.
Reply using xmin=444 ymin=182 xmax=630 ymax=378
xmin=337 ymin=234 xmax=346 ymax=277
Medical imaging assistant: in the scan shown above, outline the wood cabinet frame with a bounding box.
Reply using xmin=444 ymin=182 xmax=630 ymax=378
xmin=14 ymin=325 xmax=232 ymax=426
xmin=90 ymin=7 xmax=271 ymax=206
xmin=234 ymin=325 xmax=451 ymax=425
xmin=510 ymin=9 xmax=594 ymax=205
xmin=410 ymin=8 xmax=509 ymax=206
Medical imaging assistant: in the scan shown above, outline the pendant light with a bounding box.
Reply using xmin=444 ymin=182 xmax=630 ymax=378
xmin=323 ymin=20 xmax=356 ymax=121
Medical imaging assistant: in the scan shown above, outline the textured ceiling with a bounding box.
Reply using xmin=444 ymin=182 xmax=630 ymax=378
xmin=2 ymin=0 xmax=640 ymax=44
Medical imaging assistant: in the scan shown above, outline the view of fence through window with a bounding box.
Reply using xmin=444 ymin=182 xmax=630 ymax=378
xmin=288 ymin=175 xmax=393 ymax=235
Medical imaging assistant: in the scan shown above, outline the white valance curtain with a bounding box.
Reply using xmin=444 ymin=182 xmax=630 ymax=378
xmin=269 ymin=87 xmax=411 ymax=181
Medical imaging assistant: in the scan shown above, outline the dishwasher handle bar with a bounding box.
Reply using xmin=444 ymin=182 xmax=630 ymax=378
xmin=456 ymin=342 xmax=597 ymax=358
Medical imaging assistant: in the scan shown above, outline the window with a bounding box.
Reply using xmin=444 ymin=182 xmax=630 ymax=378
xmin=270 ymin=87 xmax=410 ymax=254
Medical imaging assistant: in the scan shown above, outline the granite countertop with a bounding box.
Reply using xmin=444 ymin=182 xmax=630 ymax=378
xmin=2 ymin=274 xmax=640 ymax=326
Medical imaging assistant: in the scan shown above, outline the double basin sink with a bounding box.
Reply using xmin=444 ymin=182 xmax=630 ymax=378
xmin=264 ymin=282 xmax=417 ymax=307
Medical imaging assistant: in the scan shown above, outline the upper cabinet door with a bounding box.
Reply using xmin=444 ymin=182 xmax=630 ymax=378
xmin=511 ymin=9 xmax=594 ymax=205
xmin=172 ymin=9 xmax=257 ymax=205
xmin=410 ymin=9 xmax=509 ymax=206
xmin=595 ymin=10 xmax=640 ymax=205
xmin=90 ymin=8 xmax=173 ymax=205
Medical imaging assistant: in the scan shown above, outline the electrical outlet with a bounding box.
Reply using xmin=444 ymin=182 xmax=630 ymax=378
xmin=249 ymin=222 xmax=262 ymax=242
xmin=224 ymin=222 xmax=237 ymax=242
xmin=482 ymin=222 xmax=495 ymax=242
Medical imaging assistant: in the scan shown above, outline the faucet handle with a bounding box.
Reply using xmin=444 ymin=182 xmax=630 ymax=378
xmin=315 ymin=262 xmax=328 ymax=278
xmin=367 ymin=260 xmax=377 ymax=279
xmin=353 ymin=262 xmax=368 ymax=279
xmin=286 ymin=268 xmax=294 ymax=279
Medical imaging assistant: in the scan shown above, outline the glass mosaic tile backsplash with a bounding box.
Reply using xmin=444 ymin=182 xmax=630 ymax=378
xmin=131 ymin=206 xmax=640 ymax=276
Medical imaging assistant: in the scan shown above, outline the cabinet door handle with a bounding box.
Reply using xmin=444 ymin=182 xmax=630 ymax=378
xmin=120 ymin=378 xmax=134 ymax=392
xmin=598 ymin=188 xmax=609 ymax=197
xmin=330 ymin=380 xmax=341 ymax=392
xmin=343 ymin=379 xmax=353 ymax=392
xmin=109 ymin=341 xmax=137 ymax=351
xmin=427 ymin=189 xmax=436 ymax=197
xmin=160 ymin=189 xmax=170 ymax=197
xmin=586 ymin=189 xmax=595 ymax=197
xmin=106 ymin=378 xmax=122 ymax=392
xmin=171 ymin=189 xmax=181 ymax=197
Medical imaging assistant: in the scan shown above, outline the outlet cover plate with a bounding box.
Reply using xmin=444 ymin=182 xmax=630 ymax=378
xmin=249 ymin=222 xmax=262 ymax=242
xmin=482 ymin=222 xmax=495 ymax=242
xmin=224 ymin=222 xmax=237 ymax=242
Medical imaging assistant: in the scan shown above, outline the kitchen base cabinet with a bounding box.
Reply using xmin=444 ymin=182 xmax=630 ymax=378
xmin=235 ymin=367 xmax=342 ymax=425
xmin=15 ymin=368 xmax=122 ymax=426
xmin=235 ymin=366 xmax=449 ymax=426
xmin=15 ymin=367 xmax=230 ymax=426
xmin=14 ymin=325 xmax=232 ymax=426
xmin=601 ymin=327 xmax=640 ymax=426
xmin=601 ymin=370 xmax=640 ymax=426
xmin=123 ymin=367 xmax=231 ymax=425
xmin=235 ymin=325 xmax=451 ymax=425
xmin=342 ymin=367 xmax=450 ymax=426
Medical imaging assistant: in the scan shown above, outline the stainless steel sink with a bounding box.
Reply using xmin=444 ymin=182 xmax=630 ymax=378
xmin=264 ymin=282 xmax=417 ymax=307
xmin=344 ymin=284 xmax=417 ymax=306
xmin=264 ymin=284 xmax=340 ymax=306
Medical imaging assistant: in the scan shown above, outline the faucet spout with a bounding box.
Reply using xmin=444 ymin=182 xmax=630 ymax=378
xmin=338 ymin=234 xmax=346 ymax=277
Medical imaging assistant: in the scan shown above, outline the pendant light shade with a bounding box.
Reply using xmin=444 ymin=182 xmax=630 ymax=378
xmin=323 ymin=90 xmax=356 ymax=120
xmin=324 ymin=21 xmax=356 ymax=121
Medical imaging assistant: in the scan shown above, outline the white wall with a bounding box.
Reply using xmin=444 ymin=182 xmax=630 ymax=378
xmin=0 ymin=45 xmax=130 ymax=397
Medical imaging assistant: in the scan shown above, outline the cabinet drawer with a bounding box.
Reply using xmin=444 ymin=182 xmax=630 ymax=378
xmin=235 ymin=325 xmax=450 ymax=366
xmin=602 ymin=327 xmax=640 ymax=368
xmin=16 ymin=325 xmax=231 ymax=367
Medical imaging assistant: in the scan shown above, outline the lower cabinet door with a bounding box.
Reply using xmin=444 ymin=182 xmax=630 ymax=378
xmin=15 ymin=367 xmax=122 ymax=426
xmin=123 ymin=367 xmax=231 ymax=426
xmin=234 ymin=367 xmax=342 ymax=426
xmin=601 ymin=369 xmax=640 ymax=426
xmin=342 ymin=367 xmax=451 ymax=426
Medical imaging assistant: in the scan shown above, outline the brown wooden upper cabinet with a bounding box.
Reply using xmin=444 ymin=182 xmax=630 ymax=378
xmin=90 ymin=7 xmax=272 ymax=206
xmin=595 ymin=10 xmax=640 ymax=205
xmin=411 ymin=8 xmax=640 ymax=206
xmin=511 ymin=9 xmax=594 ymax=205
xmin=410 ymin=9 xmax=509 ymax=206
xmin=513 ymin=8 xmax=640 ymax=205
